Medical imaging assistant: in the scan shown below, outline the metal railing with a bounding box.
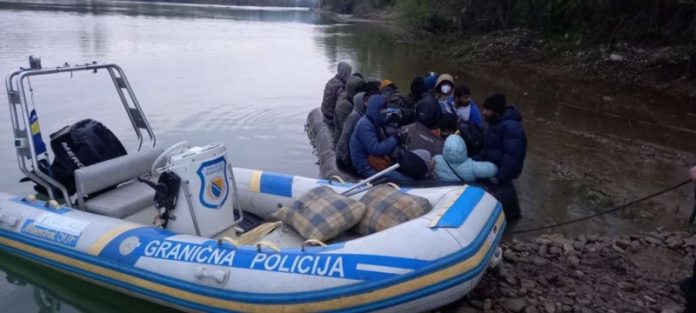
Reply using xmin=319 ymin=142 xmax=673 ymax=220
xmin=5 ymin=59 xmax=157 ymax=207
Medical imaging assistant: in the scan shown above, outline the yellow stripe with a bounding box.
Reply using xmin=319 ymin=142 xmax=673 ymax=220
xmin=87 ymin=223 xmax=141 ymax=256
xmin=249 ymin=170 xmax=262 ymax=193
xmin=0 ymin=215 xmax=505 ymax=312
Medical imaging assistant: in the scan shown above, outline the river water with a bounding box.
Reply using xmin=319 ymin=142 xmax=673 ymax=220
xmin=1 ymin=1 xmax=695 ymax=312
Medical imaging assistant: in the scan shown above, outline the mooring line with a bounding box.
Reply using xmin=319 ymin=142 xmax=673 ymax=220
xmin=511 ymin=179 xmax=693 ymax=234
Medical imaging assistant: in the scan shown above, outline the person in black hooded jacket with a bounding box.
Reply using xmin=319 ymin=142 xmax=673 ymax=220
xmin=478 ymin=93 xmax=527 ymax=219
xmin=321 ymin=61 xmax=352 ymax=127
xmin=333 ymin=75 xmax=365 ymax=146
xmin=411 ymin=76 xmax=441 ymax=130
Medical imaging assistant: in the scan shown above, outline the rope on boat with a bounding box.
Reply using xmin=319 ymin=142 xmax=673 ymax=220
xmin=510 ymin=179 xmax=693 ymax=234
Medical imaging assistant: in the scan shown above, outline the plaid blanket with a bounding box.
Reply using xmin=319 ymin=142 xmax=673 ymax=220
xmin=274 ymin=186 xmax=366 ymax=241
xmin=356 ymin=185 xmax=432 ymax=235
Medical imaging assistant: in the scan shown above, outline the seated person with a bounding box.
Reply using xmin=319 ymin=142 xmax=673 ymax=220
xmin=381 ymin=80 xmax=415 ymax=126
xmin=452 ymin=84 xmax=482 ymax=127
xmin=336 ymin=91 xmax=368 ymax=173
xmin=413 ymin=76 xmax=441 ymax=131
xmin=454 ymin=84 xmax=485 ymax=157
xmin=433 ymin=135 xmax=497 ymax=183
xmin=434 ymin=74 xmax=457 ymax=134
xmin=333 ymin=75 xmax=366 ymax=146
xmin=350 ymin=94 xmax=413 ymax=185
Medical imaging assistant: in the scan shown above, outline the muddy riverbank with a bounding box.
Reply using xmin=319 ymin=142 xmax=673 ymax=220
xmin=325 ymin=12 xmax=696 ymax=236
xmin=442 ymin=230 xmax=695 ymax=313
xmin=330 ymin=11 xmax=696 ymax=100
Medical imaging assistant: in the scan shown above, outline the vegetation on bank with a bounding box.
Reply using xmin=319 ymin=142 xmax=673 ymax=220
xmin=322 ymin=0 xmax=696 ymax=44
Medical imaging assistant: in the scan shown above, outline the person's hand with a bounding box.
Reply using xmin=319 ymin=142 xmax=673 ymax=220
xmin=690 ymin=166 xmax=696 ymax=181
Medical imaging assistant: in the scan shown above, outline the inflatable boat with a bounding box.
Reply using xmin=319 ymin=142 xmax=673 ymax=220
xmin=305 ymin=108 xmax=360 ymax=182
xmin=1 ymin=58 xmax=505 ymax=312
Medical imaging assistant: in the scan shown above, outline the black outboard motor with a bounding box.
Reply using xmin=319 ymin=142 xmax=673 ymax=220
xmin=47 ymin=119 xmax=127 ymax=195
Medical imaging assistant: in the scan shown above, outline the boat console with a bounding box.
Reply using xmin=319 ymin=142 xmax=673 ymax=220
xmin=5 ymin=57 xmax=242 ymax=238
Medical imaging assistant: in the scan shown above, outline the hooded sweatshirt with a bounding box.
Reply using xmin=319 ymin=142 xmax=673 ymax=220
xmin=333 ymin=75 xmax=365 ymax=145
xmin=409 ymin=77 xmax=427 ymax=101
xmin=337 ymin=91 xmax=367 ymax=164
xmin=433 ymin=135 xmax=498 ymax=183
xmin=415 ymin=90 xmax=441 ymax=129
xmin=350 ymin=94 xmax=398 ymax=176
xmin=321 ymin=62 xmax=352 ymax=123
xmin=434 ymin=74 xmax=456 ymax=113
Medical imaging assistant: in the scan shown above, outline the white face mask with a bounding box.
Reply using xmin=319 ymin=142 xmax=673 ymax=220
xmin=440 ymin=84 xmax=452 ymax=94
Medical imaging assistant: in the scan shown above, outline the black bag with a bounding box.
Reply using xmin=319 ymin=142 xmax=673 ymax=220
xmin=392 ymin=148 xmax=429 ymax=180
xmin=399 ymin=122 xmax=444 ymax=156
xmin=458 ymin=121 xmax=484 ymax=157
xmin=48 ymin=119 xmax=127 ymax=195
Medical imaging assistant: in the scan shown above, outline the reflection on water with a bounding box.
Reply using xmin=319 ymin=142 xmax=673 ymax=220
xmin=0 ymin=0 xmax=332 ymax=24
xmin=0 ymin=250 xmax=176 ymax=312
xmin=1 ymin=0 xmax=695 ymax=312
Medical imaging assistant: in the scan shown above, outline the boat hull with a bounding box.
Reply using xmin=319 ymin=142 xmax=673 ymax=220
xmin=0 ymin=168 xmax=505 ymax=313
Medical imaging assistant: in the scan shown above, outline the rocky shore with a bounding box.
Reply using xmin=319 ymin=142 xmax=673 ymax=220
xmin=441 ymin=230 xmax=695 ymax=313
xmin=377 ymin=23 xmax=696 ymax=99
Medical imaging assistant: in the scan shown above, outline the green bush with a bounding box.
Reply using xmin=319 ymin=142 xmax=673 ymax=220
xmin=387 ymin=0 xmax=696 ymax=43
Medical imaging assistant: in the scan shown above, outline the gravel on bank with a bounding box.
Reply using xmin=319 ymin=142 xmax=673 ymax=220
xmin=440 ymin=229 xmax=695 ymax=313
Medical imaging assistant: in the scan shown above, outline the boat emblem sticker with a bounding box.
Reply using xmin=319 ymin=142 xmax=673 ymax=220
xmin=119 ymin=236 xmax=141 ymax=256
xmin=196 ymin=156 xmax=229 ymax=209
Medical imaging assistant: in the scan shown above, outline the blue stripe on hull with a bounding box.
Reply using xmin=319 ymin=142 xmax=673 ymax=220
xmin=1 ymin=219 xmax=504 ymax=313
xmin=0 ymin=203 xmax=501 ymax=304
xmin=338 ymin=223 xmax=505 ymax=313
xmin=436 ymin=187 xmax=486 ymax=228
xmin=259 ymin=172 xmax=293 ymax=197
xmin=0 ymin=206 xmax=504 ymax=312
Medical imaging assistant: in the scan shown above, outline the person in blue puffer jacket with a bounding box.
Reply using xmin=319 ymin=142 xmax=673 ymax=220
xmin=478 ymin=93 xmax=527 ymax=219
xmin=350 ymin=94 xmax=414 ymax=184
xmin=433 ymin=135 xmax=497 ymax=183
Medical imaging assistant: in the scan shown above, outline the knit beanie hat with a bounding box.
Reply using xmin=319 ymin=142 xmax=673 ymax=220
xmin=483 ymin=93 xmax=507 ymax=115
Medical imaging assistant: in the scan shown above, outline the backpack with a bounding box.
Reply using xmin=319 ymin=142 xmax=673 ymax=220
xmin=386 ymin=92 xmax=416 ymax=126
xmin=392 ymin=147 xmax=429 ymax=180
xmin=458 ymin=121 xmax=484 ymax=157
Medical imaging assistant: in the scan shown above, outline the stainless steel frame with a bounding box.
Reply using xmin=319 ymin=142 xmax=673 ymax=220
xmin=5 ymin=61 xmax=156 ymax=207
